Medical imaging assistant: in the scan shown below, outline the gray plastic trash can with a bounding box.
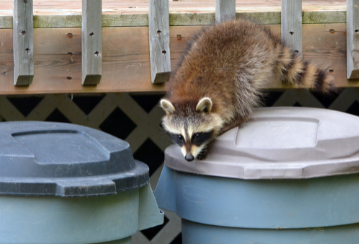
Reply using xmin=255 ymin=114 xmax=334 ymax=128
xmin=0 ymin=121 xmax=163 ymax=244
xmin=155 ymin=107 xmax=359 ymax=244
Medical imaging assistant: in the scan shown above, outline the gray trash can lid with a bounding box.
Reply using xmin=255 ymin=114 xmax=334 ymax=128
xmin=0 ymin=121 xmax=149 ymax=197
xmin=165 ymin=107 xmax=359 ymax=179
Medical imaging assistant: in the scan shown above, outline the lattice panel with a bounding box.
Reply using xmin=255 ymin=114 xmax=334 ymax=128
xmin=0 ymin=88 xmax=359 ymax=244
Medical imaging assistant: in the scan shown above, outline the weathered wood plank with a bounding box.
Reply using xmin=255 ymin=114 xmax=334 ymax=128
xmin=215 ymin=0 xmax=236 ymax=22
xmin=82 ymin=0 xmax=102 ymax=85
xmin=148 ymin=0 xmax=171 ymax=83
xmin=0 ymin=24 xmax=352 ymax=94
xmin=281 ymin=0 xmax=303 ymax=56
xmin=13 ymin=0 xmax=34 ymax=86
xmin=346 ymin=0 xmax=359 ymax=79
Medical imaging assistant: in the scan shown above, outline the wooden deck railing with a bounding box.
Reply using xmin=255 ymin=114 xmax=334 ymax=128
xmin=0 ymin=0 xmax=356 ymax=94
xmin=82 ymin=0 xmax=102 ymax=85
xmin=13 ymin=0 xmax=34 ymax=86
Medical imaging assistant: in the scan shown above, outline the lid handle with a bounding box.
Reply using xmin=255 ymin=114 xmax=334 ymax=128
xmin=138 ymin=184 xmax=164 ymax=231
xmin=56 ymin=180 xmax=116 ymax=197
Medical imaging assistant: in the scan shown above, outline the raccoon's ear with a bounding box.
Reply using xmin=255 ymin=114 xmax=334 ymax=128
xmin=160 ymin=99 xmax=175 ymax=114
xmin=196 ymin=97 xmax=212 ymax=113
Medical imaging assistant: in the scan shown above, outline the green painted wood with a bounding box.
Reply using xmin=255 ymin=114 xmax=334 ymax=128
xmin=0 ymin=11 xmax=347 ymax=29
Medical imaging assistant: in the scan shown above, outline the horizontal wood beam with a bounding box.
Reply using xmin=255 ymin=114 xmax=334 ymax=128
xmin=0 ymin=24 xmax=352 ymax=95
xmin=40 ymin=11 xmax=347 ymax=27
xmin=0 ymin=11 xmax=348 ymax=29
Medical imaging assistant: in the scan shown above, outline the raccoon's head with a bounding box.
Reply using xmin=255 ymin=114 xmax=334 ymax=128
xmin=160 ymin=97 xmax=224 ymax=161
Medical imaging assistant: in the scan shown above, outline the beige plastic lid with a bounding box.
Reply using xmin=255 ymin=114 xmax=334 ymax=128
xmin=164 ymin=107 xmax=359 ymax=179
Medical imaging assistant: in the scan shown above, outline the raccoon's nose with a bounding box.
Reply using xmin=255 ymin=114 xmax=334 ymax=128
xmin=185 ymin=154 xmax=194 ymax=162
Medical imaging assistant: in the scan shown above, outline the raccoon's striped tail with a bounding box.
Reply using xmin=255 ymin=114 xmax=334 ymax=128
xmin=277 ymin=46 xmax=335 ymax=93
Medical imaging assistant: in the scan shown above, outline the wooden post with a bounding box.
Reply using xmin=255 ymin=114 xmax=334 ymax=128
xmin=347 ymin=0 xmax=359 ymax=79
xmin=148 ymin=0 xmax=171 ymax=84
xmin=215 ymin=0 xmax=236 ymax=23
xmin=82 ymin=0 xmax=102 ymax=85
xmin=281 ymin=0 xmax=302 ymax=56
xmin=13 ymin=0 xmax=34 ymax=86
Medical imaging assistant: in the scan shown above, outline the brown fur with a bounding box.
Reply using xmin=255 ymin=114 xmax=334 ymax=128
xmin=161 ymin=19 xmax=335 ymax=160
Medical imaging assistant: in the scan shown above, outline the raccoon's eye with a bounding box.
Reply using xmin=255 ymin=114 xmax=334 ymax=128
xmin=169 ymin=133 xmax=184 ymax=146
xmin=192 ymin=131 xmax=213 ymax=146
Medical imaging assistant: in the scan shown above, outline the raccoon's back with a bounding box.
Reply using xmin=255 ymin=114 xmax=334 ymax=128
xmin=167 ymin=19 xmax=334 ymax=121
xmin=167 ymin=20 xmax=276 ymax=112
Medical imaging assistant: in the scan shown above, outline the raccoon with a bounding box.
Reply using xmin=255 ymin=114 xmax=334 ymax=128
xmin=160 ymin=19 xmax=335 ymax=162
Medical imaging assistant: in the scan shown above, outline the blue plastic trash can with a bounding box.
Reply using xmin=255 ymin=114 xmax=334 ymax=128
xmin=0 ymin=121 xmax=163 ymax=244
xmin=155 ymin=107 xmax=359 ymax=244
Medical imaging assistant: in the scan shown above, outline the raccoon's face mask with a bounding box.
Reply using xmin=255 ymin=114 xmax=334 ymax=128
xmin=160 ymin=97 xmax=223 ymax=161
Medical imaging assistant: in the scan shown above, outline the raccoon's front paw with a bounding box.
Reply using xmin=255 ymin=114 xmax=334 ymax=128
xmin=196 ymin=147 xmax=208 ymax=160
